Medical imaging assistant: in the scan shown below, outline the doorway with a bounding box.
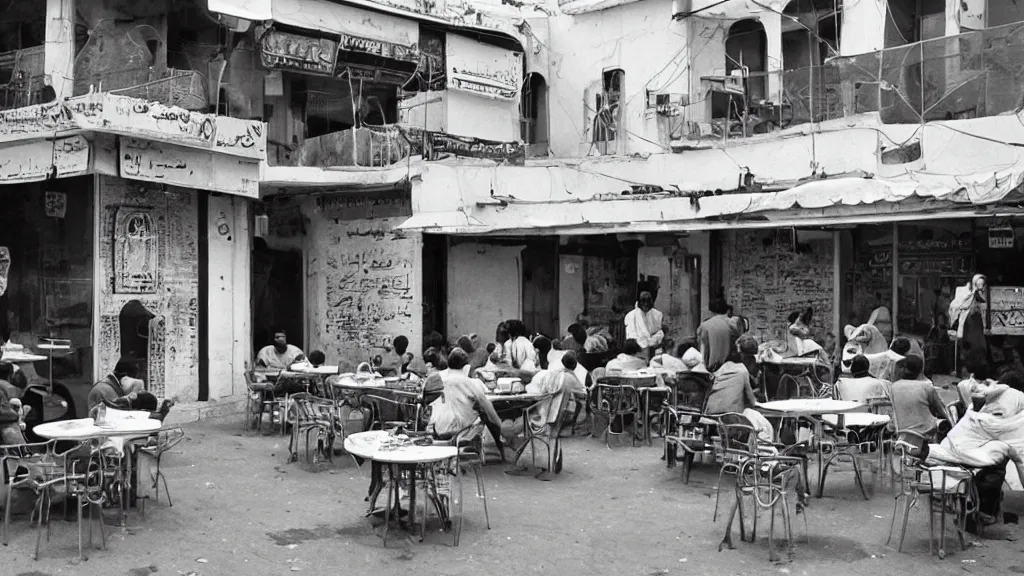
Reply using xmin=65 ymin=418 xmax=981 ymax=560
xmin=522 ymin=240 xmax=559 ymax=338
xmin=252 ymin=237 xmax=304 ymax=354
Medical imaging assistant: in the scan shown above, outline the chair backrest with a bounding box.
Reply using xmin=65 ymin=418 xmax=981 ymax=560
xmin=593 ymin=382 xmax=640 ymax=415
xmin=674 ymin=372 xmax=712 ymax=413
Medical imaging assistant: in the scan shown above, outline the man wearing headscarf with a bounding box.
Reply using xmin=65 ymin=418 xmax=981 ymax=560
xmin=624 ymin=291 xmax=664 ymax=361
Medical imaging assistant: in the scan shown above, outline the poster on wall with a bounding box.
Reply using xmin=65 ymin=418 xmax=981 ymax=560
xmin=986 ymin=286 xmax=1024 ymax=336
xmin=445 ymin=34 xmax=521 ymax=100
xmin=113 ymin=208 xmax=159 ymax=294
xmin=44 ymin=191 xmax=66 ymax=218
xmin=259 ymin=27 xmax=338 ymax=76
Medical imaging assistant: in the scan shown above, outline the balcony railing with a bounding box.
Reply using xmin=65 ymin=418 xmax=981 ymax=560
xmin=288 ymin=125 xmax=422 ymax=168
xmin=76 ymin=68 xmax=208 ymax=111
xmin=0 ymin=46 xmax=45 ymax=111
xmin=684 ymin=21 xmax=1024 ymax=142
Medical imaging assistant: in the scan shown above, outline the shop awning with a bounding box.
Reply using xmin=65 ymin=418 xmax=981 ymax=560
xmin=394 ymin=211 xmax=485 ymax=231
xmin=397 ymin=167 xmax=1024 ymax=236
xmin=259 ymin=162 xmax=420 ymax=195
xmin=208 ymin=0 xmax=272 ymax=20
xmin=210 ymin=0 xmax=419 ymax=46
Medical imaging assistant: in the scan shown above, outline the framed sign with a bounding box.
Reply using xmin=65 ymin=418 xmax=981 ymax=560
xmin=426 ymin=132 xmax=524 ymax=165
xmin=259 ymin=29 xmax=338 ymax=76
xmin=338 ymin=33 xmax=419 ymax=64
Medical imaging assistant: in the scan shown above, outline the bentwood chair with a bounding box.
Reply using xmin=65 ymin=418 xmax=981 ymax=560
xmin=134 ymin=427 xmax=185 ymax=517
xmin=591 ymin=379 xmax=641 ymax=448
xmin=715 ymin=413 xmax=809 ymax=563
xmin=243 ymin=370 xmax=285 ymax=434
xmin=513 ymin=391 xmax=572 ymax=479
xmin=287 ymin=394 xmax=336 ymax=468
xmin=663 ymin=371 xmax=713 ymax=483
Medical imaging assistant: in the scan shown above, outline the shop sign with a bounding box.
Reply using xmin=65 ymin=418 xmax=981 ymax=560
xmin=259 ymin=29 xmax=338 ymax=76
xmin=988 ymin=226 xmax=1014 ymax=249
xmin=315 ymin=188 xmax=411 ymax=221
xmin=987 ymin=286 xmax=1024 ymax=335
xmin=0 ymin=101 xmax=75 ymax=141
xmin=446 ymin=35 xmax=521 ymax=101
xmin=338 ymin=65 xmax=412 ymax=86
xmin=339 ymin=33 xmax=419 ymax=63
xmin=119 ymin=138 xmax=259 ymax=198
xmin=0 ymin=135 xmax=90 ymax=183
xmin=425 ymin=132 xmax=524 ymax=166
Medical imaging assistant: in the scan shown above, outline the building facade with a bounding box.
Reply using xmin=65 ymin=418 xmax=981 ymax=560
xmin=0 ymin=0 xmax=264 ymax=415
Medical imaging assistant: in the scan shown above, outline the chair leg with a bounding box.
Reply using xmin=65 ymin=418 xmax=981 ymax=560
xmin=850 ymin=455 xmax=869 ymax=500
xmin=3 ymin=477 xmax=13 ymax=545
xmin=781 ymin=492 xmax=795 ymax=559
xmin=475 ymin=465 xmax=490 ymax=530
xmin=713 ymin=467 xmax=729 ymax=522
xmin=897 ymin=494 xmax=917 ymax=553
xmin=76 ymin=489 xmax=86 ymax=562
xmin=33 ymin=490 xmax=46 ymax=560
xmin=718 ymin=496 xmax=741 ymax=551
xmin=886 ymin=494 xmax=902 ymax=546
xmin=768 ymin=499 xmax=778 ymax=563
xmin=381 ymin=470 xmax=393 ymax=547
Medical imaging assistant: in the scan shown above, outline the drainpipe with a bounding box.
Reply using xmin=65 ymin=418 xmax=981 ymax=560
xmin=44 ymin=0 xmax=76 ymax=100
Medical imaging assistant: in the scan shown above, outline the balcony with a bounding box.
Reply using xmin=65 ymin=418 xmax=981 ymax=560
xmin=76 ymin=68 xmax=209 ymax=111
xmin=0 ymin=46 xmax=45 ymax=111
xmin=683 ymin=21 xmax=1024 ymax=143
xmin=283 ymin=125 xmax=422 ymax=168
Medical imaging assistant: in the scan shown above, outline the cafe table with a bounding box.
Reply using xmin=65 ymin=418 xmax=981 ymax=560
xmin=344 ymin=430 xmax=460 ymax=545
xmin=755 ymin=399 xmax=874 ymax=498
xmin=34 ymin=415 xmax=163 ymax=526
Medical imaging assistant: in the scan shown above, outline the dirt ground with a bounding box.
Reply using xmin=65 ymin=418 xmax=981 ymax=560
xmin=5 ymin=416 xmax=1024 ymax=576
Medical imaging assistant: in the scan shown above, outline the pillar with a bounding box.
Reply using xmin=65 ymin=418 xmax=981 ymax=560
xmin=45 ymin=0 xmax=75 ymax=99
xmin=759 ymin=11 xmax=783 ymax=105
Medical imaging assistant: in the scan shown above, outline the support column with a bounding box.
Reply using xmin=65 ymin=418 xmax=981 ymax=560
xmin=833 ymin=230 xmax=841 ymax=342
xmin=759 ymin=11 xmax=783 ymax=105
xmin=892 ymin=223 xmax=899 ymax=335
xmin=45 ymin=0 xmax=76 ymax=99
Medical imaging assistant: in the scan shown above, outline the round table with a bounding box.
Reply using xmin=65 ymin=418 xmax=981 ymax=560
xmin=35 ymin=417 xmax=163 ymax=527
xmin=344 ymin=431 xmax=459 ymax=545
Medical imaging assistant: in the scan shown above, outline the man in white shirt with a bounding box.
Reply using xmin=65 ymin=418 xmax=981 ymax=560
xmin=836 ymin=354 xmax=888 ymax=402
xmin=255 ymin=329 xmax=306 ymax=370
xmin=427 ymin=349 xmax=501 ymax=437
xmin=625 ymin=291 xmax=664 ymax=360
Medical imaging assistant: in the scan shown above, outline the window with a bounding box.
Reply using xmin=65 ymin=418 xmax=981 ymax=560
xmin=593 ymin=69 xmax=624 ymax=144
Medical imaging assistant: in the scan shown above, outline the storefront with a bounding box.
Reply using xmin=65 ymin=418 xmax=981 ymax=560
xmin=257 ymin=166 xmax=422 ymax=370
xmin=0 ymin=93 xmax=265 ymax=416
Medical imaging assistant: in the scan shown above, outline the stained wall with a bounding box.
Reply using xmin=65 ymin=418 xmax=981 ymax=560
xmin=95 ymin=176 xmax=200 ymax=400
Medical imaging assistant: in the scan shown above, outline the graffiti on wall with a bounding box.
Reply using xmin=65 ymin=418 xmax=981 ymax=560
xmin=113 ymin=209 xmax=159 ymax=294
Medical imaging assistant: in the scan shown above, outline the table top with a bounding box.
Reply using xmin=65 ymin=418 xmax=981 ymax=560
xmin=344 ymin=430 xmax=458 ymax=464
xmin=287 ymin=364 xmax=340 ymax=375
xmin=2 ymin=351 xmax=47 ymax=363
xmin=755 ymin=399 xmax=868 ymax=416
xmin=34 ymin=417 xmax=162 ymax=441
xmin=486 ymin=392 xmax=545 ymax=403
xmin=759 ymin=356 xmax=823 ymax=366
xmin=821 ymin=413 xmax=891 ymax=428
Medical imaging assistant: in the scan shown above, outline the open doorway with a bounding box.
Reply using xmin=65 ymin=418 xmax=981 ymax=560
xmin=520 ymin=72 xmax=549 ymax=157
xmin=252 ymin=237 xmax=304 ymax=355
xmin=118 ymin=300 xmax=155 ymax=383
xmin=715 ymin=20 xmax=768 ymax=121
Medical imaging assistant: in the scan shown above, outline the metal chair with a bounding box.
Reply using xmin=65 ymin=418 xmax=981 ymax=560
xmin=886 ymin=430 xmax=978 ymax=559
xmin=715 ymin=413 xmax=809 ymax=563
xmin=591 ymin=380 xmax=641 ymax=448
xmin=362 ymin=392 xmax=422 ymax=432
xmin=287 ymin=394 xmax=336 ymax=468
xmin=663 ymin=371 xmax=713 ymax=483
xmin=451 ymin=419 xmax=490 ymax=545
xmin=243 ymin=370 xmax=285 ymax=434
xmin=1 ymin=439 xmax=104 ymax=561
xmin=815 ymin=381 xmax=885 ymax=500
xmin=134 ymin=427 xmax=185 ymax=517
xmin=511 ymin=390 xmax=573 ymax=479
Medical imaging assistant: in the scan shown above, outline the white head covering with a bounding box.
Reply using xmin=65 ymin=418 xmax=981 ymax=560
xmin=681 ymin=348 xmax=710 ymax=374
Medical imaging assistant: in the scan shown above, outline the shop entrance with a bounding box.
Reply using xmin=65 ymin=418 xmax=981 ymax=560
xmin=252 ymin=237 xmax=304 ymax=354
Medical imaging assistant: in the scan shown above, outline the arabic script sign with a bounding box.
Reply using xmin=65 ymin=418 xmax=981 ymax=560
xmin=426 ymin=132 xmax=524 ymax=165
xmin=338 ymin=33 xmax=419 ymax=63
xmin=0 ymin=102 xmax=75 ymax=139
xmin=446 ymin=34 xmax=521 ymax=101
xmin=260 ymin=29 xmax=338 ymax=76
xmin=0 ymin=135 xmax=90 ymax=183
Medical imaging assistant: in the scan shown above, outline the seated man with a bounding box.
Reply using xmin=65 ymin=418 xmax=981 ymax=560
xmin=427 ymin=348 xmax=501 ymax=438
xmin=90 ymin=359 xmax=172 ymax=420
xmin=650 ymin=338 xmax=686 ymax=372
xmin=606 ymin=339 xmax=649 ymax=374
xmin=706 ymin=349 xmax=758 ymax=417
xmin=501 ymin=354 xmax=579 ymax=477
xmin=837 ymin=355 xmax=888 ymax=402
xmin=0 ymin=361 xmax=28 ymax=445
xmin=307 ymin=350 xmax=326 ymax=368
xmin=885 ymin=355 xmax=951 ymax=439
xmin=255 ymin=329 xmax=306 ymax=370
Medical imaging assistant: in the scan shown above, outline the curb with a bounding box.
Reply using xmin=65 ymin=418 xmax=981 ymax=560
xmin=163 ymin=394 xmax=248 ymax=426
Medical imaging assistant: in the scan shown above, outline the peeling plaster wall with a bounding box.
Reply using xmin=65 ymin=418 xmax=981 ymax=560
xmin=96 ymin=176 xmax=199 ymax=401
xmin=546 ymin=0 xmax=690 ymax=157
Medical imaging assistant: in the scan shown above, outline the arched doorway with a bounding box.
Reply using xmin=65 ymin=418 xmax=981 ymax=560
xmin=520 ymin=72 xmax=549 ymax=156
xmin=726 ymin=20 xmax=767 ymax=100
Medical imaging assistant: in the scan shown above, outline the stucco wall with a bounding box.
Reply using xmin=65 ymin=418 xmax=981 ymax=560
xmin=96 ymin=176 xmax=199 ymax=401
xmin=722 ymin=229 xmax=835 ymax=345
xmin=206 ymin=194 xmax=252 ymax=400
xmin=264 ymin=196 xmax=423 ymax=369
xmin=545 ymin=0 xmax=689 ymax=157
xmin=446 ymin=241 xmax=524 ymax=342
xmin=637 ymin=233 xmax=711 ymax=340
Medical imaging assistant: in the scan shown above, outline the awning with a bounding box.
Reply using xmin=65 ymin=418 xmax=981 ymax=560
xmin=394 ymin=211 xmax=485 ymax=231
xmin=208 ymin=0 xmax=272 ymax=20
xmin=260 ymin=162 xmax=420 ymax=193
xmin=397 ymin=168 xmax=1024 ymax=235
xmin=211 ymin=0 xmax=419 ymax=46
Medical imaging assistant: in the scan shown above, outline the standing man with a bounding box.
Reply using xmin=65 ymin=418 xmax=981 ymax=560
xmin=697 ymin=299 xmax=733 ymax=373
xmin=624 ymin=291 xmax=664 ymax=361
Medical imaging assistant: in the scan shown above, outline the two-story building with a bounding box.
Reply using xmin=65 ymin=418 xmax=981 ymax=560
xmin=390 ymin=0 xmax=1024 ymax=373
xmin=0 ymin=0 xmax=265 ymax=418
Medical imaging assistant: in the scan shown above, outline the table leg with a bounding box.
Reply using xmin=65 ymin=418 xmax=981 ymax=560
xmin=407 ymin=464 xmax=417 ymax=539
